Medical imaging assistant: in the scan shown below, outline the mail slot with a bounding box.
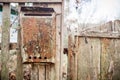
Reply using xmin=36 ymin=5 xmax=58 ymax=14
xmin=21 ymin=7 xmax=56 ymax=63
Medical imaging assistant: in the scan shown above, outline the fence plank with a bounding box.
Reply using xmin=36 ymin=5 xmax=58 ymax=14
xmin=77 ymin=37 xmax=100 ymax=80
xmin=16 ymin=3 xmax=24 ymax=80
xmin=90 ymin=38 xmax=101 ymax=80
xmin=1 ymin=3 xmax=10 ymax=80
xmin=100 ymin=39 xmax=115 ymax=80
xmin=68 ymin=35 xmax=73 ymax=80
xmin=46 ymin=65 xmax=51 ymax=80
xmin=77 ymin=37 xmax=91 ymax=80
xmin=112 ymin=39 xmax=120 ymax=80
xmin=31 ymin=64 xmax=39 ymax=80
xmin=77 ymin=32 xmax=120 ymax=39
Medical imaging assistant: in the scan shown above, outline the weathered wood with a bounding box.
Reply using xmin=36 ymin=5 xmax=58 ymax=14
xmin=114 ymin=20 xmax=120 ymax=32
xmin=77 ymin=37 xmax=100 ymax=80
xmin=68 ymin=35 xmax=76 ymax=80
xmin=60 ymin=1 xmax=65 ymax=80
xmin=0 ymin=0 xmax=62 ymax=3
xmin=1 ymin=3 xmax=10 ymax=80
xmin=38 ymin=64 xmax=53 ymax=80
xmin=31 ymin=64 xmax=39 ymax=80
xmin=100 ymin=21 xmax=113 ymax=32
xmin=78 ymin=21 xmax=120 ymax=39
xmin=100 ymin=39 xmax=115 ymax=80
xmin=0 ymin=43 xmax=17 ymax=50
xmin=77 ymin=32 xmax=120 ymax=38
xmin=90 ymin=38 xmax=101 ymax=80
xmin=80 ymin=21 xmax=113 ymax=33
xmin=16 ymin=3 xmax=24 ymax=80
xmin=39 ymin=65 xmax=45 ymax=80
xmin=19 ymin=2 xmax=62 ymax=80
xmin=70 ymin=20 xmax=120 ymax=80
xmin=100 ymin=38 xmax=120 ymax=80
xmin=77 ymin=37 xmax=90 ymax=80
xmin=71 ymin=36 xmax=120 ymax=80
xmin=50 ymin=64 xmax=55 ymax=80
xmin=73 ymin=36 xmax=78 ymax=80
xmin=54 ymin=14 xmax=61 ymax=80
xmin=46 ymin=65 xmax=52 ymax=80
xmin=112 ymin=39 xmax=120 ymax=80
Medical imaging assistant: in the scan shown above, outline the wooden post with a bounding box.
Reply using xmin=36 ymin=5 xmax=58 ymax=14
xmin=68 ymin=35 xmax=76 ymax=80
xmin=60 ymin=1 xmax=64 ymax=80
xmin=1 ymin=3 xmax=10 ymax=80
xmin=16 ymin=3 xmax=24 ymax=80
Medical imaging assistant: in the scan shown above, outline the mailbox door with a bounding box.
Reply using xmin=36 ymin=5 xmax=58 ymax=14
xmin=22 ymin=16 xmax=56 ymax=63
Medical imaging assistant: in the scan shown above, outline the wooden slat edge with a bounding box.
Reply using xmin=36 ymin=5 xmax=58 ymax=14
xmin=76 ymin=32 xmax=120 ymax=39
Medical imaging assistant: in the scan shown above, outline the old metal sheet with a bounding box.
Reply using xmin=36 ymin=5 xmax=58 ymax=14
xmin=21 ymin=7 xmax=55 ymax=13
xmin=22 ymin=16 xmax=56 ymax=62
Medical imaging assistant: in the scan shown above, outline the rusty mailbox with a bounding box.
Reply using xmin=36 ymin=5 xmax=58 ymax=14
xmin=21 ymin=7 xmax=56 ymax=63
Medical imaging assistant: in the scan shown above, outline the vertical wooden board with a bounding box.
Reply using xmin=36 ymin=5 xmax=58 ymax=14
xmin=46 ymin=65 xmax=51 ymax=80
xmin=106 ymin=39 xmax=115 ymax=80
xmin=68 ymin=36 xmax=71 ymax=80
xmin=39 ymin=64 xmax=54 ymax=80
xmin=114 ymin=20 xmax=120 ymax=32
xmin=112 ymin=39 xmax=120 ymax=80
xmin=68 ymin=35 xmax=78 ymax=80
xmin=77 ymin=37 xmax=90 ymax=80
xmin=68 ymin=35 xmax=75 ymax=80
xmin=74 ymin=36 xmax=79 ymax=80
xmin=61 ymin=54 xmax=68 ymax=80
xmin=77 ymin=37 xmax=101 ymax=80
xmin=16 ymin=3 xmax=24 ymax=80
xmin=90 ymin=38 xmax=101 ymax=80
xmin=101 ymin=38 xmax=109 ymax=80
xmin=39 ymin=65 xmax=45 ymax=80
xmin=54 ymin=15 xmax=61 ymax=80
xmin=100 ymin=38 xmax=115 ymax=80
xmin=1 ymin=3 xmax=10 ymax=80
xmin=77 ymin=37 xmax=92 ymax=80
xmin=69 ymin=50 xmax=75 ymax=80
xmin=31 ymin=64 xmax=39 ymax=80
xmin=50 ymin=64 xmax=55 ymax=80
xmin=100 ymin=21 xmax=112 ymax=32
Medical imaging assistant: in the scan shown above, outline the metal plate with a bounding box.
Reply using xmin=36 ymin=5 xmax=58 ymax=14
xmin=22 ymin=16 xmax=55 ymax=62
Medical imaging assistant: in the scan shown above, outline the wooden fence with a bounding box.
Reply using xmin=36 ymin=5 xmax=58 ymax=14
xmin=68 ymin=20 xmax=120 ymax=80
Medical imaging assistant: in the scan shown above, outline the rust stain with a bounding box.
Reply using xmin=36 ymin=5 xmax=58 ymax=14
xmin=22 ymin=17 xmax=55 ymax=62
xmin=102 ymin=38 xmax=110 ymax=54
xmin=86 ymin=74 xmax=91 ymax=80
xmin=101 ymin=38 xmax=111 ymax=80
xmin=102 ymin=38 xmax=110 ymax=47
